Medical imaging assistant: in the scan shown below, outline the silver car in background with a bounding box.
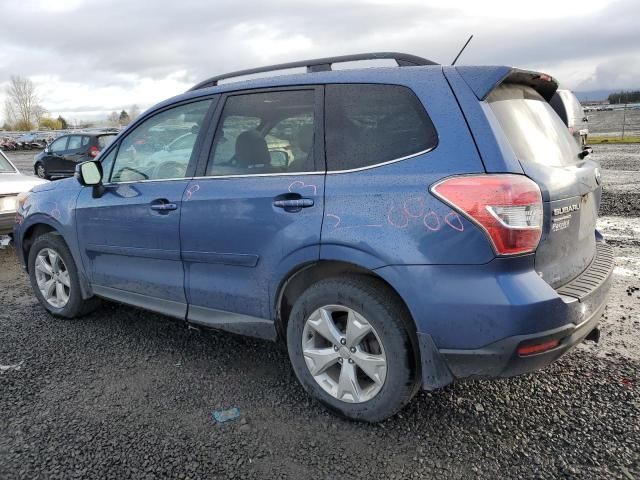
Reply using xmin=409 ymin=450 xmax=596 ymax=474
xmin=0 ymin=150 xmax=48 ymax=236
xmin=550 ymin=89 xmax=589 ymax=146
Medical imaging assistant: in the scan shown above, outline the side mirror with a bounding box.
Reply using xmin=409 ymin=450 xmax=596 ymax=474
xmin=75 ymin=161 xmax=105 ymax=198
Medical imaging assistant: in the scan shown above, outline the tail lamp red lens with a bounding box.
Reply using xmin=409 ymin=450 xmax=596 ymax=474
xmin=431 ymin=175 xmax=543 ymax=255
xmin=517 ymin=339 xmax=560 ymax=356
xmin=89 ymin=146 xmax=100 ymax=158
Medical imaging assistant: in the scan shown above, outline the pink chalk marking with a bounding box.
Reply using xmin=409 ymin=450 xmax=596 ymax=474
xmin=185 ymin=184 xmax=200 ymax=200
xmin=404 ymin=196 xmax=426 ymax=218
xmin=326 ymin=213 xmax=382 ymax=230
xmin=423 ymin=210 xmax=441 ymax=231
xmin=326 ymin=213 xmax=341 ymax=229
xmin=387 ymin=206 xmax=409 ymax=229
xmin=288 ymin=180 xmax=317 ymax=196
xmin=445 ymin=211 xmax=464 ymax=232
xmin=51 ymin=204 xmax=61 ymax=219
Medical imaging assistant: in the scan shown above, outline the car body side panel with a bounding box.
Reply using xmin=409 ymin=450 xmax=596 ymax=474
xmin=375 ymin=257 xmax=567 ymax=350
xmin=13 ymin=179 xmax=93 ymax=297
xmin=321 ymin=69 xmax=495 ymax=267
xmin=443 ymin=67 xmax=524 ymax=174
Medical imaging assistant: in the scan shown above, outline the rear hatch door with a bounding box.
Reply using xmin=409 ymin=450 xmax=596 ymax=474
xmin=486 ymin=83 xmax=600 ymax=288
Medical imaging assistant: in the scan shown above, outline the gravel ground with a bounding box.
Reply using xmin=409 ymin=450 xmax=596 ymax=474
xmin=1 ymin=144 xmax=639 ymax=479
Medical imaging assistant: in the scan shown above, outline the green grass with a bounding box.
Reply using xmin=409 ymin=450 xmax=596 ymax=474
xmin=587 ymin=136 xmax=640 ymax=144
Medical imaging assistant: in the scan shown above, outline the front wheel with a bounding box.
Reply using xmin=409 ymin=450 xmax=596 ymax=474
xmin=35 ymin=163 xmax=48 ymax=179
xmin=28 ymin=233 xmax=100 ymax=318
xmin=287 ymin=276 xmax=420 ymax=422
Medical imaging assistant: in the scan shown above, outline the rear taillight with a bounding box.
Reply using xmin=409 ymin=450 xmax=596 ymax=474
xmin=431 ymin=174 xmax=543 ymax=256
xmin=89 ymin=146 xmax=100 ymax=158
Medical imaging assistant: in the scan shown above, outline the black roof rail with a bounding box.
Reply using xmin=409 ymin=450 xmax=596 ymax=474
xmin=188 ymin=52 xmax=438 ymax=91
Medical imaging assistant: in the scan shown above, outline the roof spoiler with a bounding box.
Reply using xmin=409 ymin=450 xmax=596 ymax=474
xmin=455 ymin=66 xmax=559 ymax=102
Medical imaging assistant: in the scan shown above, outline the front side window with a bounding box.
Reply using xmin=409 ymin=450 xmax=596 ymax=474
xmin=207 ymin=90 xmax=317 ymax=176
xmin=49 ymin=137 xmax=67 ymax=154
xmin=325 ymin=84 xmax=437 ymax=171
xmin=109 ymin=99 xmax=212 ymax=182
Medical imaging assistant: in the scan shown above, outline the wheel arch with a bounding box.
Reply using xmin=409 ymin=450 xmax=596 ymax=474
xmin=275 ymin=260 xmax=418 ymax=345
xmin=21 ymin=221 xmax=93 ymax=299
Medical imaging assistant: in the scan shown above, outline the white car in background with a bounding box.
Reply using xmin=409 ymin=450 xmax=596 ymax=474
xmin=0 ymin=149 xmax=48 ymax=236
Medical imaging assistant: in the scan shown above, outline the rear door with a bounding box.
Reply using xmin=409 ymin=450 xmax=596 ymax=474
xmin=180 ymin=87 xmax=325 ymax=337
xmin=486 ymin=84 xmax=600 ymax=287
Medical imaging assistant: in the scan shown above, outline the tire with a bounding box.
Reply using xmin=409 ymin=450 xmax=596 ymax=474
xmin=28 ymin=233 xmax=100 ymax=318
xmin=287 ymin=275 xmax=420 ymax=422
xmin=35 ymin=163 xmax=48 ymax=180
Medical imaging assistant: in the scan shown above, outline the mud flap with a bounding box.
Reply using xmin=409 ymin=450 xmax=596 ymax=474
xmin=417 ymin=333 xmax=454 ymax=390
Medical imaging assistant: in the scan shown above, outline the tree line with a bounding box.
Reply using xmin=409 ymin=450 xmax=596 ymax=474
xmin=2 ymin=75 xmax=140 ymax=131
xmin=608 ymin=91 xmax=640 ymax=104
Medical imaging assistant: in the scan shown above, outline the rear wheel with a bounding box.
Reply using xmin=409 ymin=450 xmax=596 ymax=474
xmin=287 ymin=276 xmax=419 ymax=422
xmin=28 ymin=233 xmax=100 ymax=318
xmin=35 ymin=163 xmax=48 ymax=179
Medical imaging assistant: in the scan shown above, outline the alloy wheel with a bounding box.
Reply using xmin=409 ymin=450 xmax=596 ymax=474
xmin=34 ymin=248 xmax=70 ymax=308
xmin=302 ymin=305 xmax=387 ymax=403
xmin=36 ymin=164 xmax=46 ymax=178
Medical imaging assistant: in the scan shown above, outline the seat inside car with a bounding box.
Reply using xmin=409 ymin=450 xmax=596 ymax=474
xmin=234 ymin=129 xmax=271 ymax=171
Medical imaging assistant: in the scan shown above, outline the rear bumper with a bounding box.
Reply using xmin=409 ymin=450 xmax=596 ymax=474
xmin=374 ymin=241 xmax=614 ymax=389
xmin=437 ymin=296 xmax=604 ymax=379
xmin=0 ymin=212 xmax=15 ymax=235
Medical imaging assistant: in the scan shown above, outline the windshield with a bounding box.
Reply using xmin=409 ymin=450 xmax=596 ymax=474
xmin=0 ymin=151 xmax=17 ymax=173
xmin=487 ymin=84 xmax=580 ymax=167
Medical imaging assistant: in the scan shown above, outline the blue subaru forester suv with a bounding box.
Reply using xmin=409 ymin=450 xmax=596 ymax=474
xmin=14 ymin=53 xmax=613 ymax=422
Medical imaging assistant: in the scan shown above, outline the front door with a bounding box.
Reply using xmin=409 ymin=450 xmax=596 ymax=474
xmin=180 ymin=88 xmax=325 ymax=338
xmin=60 ymin=135 xmax=85 ymax=175
xmin=75 ymin=98 xmax=215 ymax=317
xmin=45 ymin=136 xmax=69 ymax=175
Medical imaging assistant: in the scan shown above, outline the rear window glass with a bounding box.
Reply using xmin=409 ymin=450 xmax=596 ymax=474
xmin=98 ymin=135 xmax=116 ymax=149
xmin=487 ymin=84 xmax=580 ymax=167
xmin=325 ymin=84 xmax=437 ymax=171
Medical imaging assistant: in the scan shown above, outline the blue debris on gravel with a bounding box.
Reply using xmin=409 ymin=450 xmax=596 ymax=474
xmin=212 ymin=407 xmax=241 ymax=424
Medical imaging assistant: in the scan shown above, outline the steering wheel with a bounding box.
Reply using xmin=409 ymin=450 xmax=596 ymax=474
xmin=119 ymin=166 xmax=149 ymax=180
xmin=153 ymin=161 xmax=186 ymax=179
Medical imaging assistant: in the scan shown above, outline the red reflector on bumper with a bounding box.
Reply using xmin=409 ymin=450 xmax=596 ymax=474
xmin=517 ymin=339 xmax=560 ymax=356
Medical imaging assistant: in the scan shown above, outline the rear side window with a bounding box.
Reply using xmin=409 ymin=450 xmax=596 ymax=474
xmin=98 ymin=135 xmax=116 ymax=149
xmin=67 ymin=135 xmax=82 ymax=150
xmin=81 ymin=136 xmax=90 ymax=147
xmin=487 ymin=84 xmax=580 ymax=167
xmin=325 ymin=84 xmax=437 ymax=171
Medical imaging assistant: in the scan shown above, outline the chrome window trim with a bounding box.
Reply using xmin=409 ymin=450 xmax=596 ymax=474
xmin=326 ymin=146 xmax=435 ymax=174
xmin=102 ymin=146 xmax=434 ymax=184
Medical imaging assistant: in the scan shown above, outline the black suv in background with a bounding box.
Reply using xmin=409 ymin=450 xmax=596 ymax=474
xmin=33 ymin=133 xmax=117 ymax=179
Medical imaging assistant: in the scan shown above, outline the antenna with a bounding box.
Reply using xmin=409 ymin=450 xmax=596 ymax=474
xmin=451 ymin=35 xmax=474 ymax=66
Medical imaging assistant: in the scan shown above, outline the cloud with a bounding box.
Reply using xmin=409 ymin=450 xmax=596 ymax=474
xmin=0 ymin=0 xmax=638 ymax=121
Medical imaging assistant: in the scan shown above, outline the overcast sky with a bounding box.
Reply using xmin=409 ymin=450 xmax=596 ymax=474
xmin=1 ymin=0 xmax=638 ymax=123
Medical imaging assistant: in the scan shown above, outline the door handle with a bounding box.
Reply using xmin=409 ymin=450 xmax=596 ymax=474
xmin=150 ymin=199 xmax=178 ymax=212
xmin=273 ymin=193 xmax=314 ymax=213
xmin=273 ymin=198 xmax=314 ymax=209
